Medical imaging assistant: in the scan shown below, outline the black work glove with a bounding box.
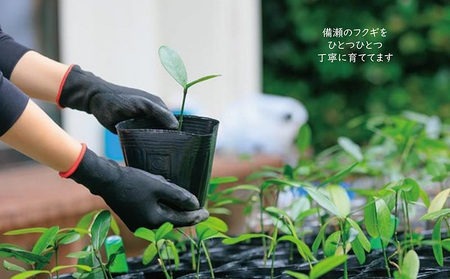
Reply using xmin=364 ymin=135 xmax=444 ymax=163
xmin=65 ymin=146 xmax=208 ymax=231
xmin=58 ymin=65 xmax=178 ymax=133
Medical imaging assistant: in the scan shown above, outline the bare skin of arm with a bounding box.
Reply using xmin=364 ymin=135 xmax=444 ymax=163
xmin=0 ymin=100 xmax=81 ymax=172
xmin=9 ymin=51 xmax=69 ymax=103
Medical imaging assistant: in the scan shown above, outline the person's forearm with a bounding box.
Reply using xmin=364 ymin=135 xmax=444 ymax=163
xmin=0 ymin=100 xmax=82 ymax=172
xmin=10 ymin=51 xmax=70 ymax=103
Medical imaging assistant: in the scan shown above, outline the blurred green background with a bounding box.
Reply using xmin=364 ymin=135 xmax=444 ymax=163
xmin=262 ymin=0 xmax=450 ymax=149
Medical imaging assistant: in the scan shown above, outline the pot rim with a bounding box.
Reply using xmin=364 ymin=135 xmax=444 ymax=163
xmin=116 ymin=115 xmax=219 ymax=137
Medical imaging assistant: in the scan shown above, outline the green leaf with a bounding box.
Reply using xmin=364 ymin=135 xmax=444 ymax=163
xmin=110 ymin=216 xmax=121 ymax=236
xmin=324 ymin=231 xmax=341 ymax=257
xmin=261 ymin=179 xmax=300 ymax=190
xmin=375 ymin=199 xmax=392 ymax=242
xmin=246 ymin=171 xmax=280 ymax=181
xmin=0 ymin=246 xmax=50 ymax=265
xmin=155 ymin=222 xmax=174 ymax=241
xmin=401 ymin=250 xmax=419 ymax=279
xmin=11 ymin=270 xmax=50 ymax=279
xmin=421 ymin=208 xmax=450 ymax=221
xmin=75 ymin=246 xmax=101 ymax=279
xmin=91 ymin=210 xmax=111 ymax=250
xmin=320 ymin=162 xmax=359 ymax=186
xmin=304 ymin=187 xmax=341 ymax=216
xmin=326 ymin=184 xmax=351 ymax=216
xmin=284 ymin=270 xmax=310 ymax=279
xmin=432 ymin=218 xmax=443 ymax=266
xmin=196 ymin=224 xmax=219 ymax=242
xmin=57 ymin=231 xmax=81 ymax=245
xmin=186 ymin=74 xmax=221 ymax=89
xmin=222 ymin=233 xmax=271 ymax=245
xmin=264 ymin=206 xmax=289 ymax=219
xmin=66 ymin=251 xmax=94 ymax=259
xmin=200 ymin=217 xmax=228 ymax=233
xmin=268 ymin=221 xmax=279 ymax=258
xmin=310 ymin=255 xmax=347 ymax=279
xmin=134 ymin=227 xmax=156 ymax=243
xmin=297 ymin=124 xmax=311 ymax=155
xmin=76 ymin=211 xmax=99 ymax=231
xmin=142 ymin=243 xmax=158 ymax=265
xmin=312 ymin=217 xmax=336 ymax=254
xmin=167 ymin=241 xmax=179 ymax=270
xmin=32 ymin=226 xmax=59 ymax=254
xmin=159 ymin=45 xmax=188 ymax=88
xmin=4 ymin=228 xmax=47 ymax=235
xmin=428 ymin=188 xmax=450 ymax=214
xmin=209 ymin=176 xmax=239 ymax=185
xmin=208 ymin=207 xmax=231 ymax=215
xmin=351 ymin=238 xmax=366 ymax=265
xmin=364 ymin=198 xmax=379 ymax=238
xmin=346 ymin=218 xmax=371 ymax=252
xmin=3 ymin=260 xmax=26 ymax=272
xmin=347 ymin=227 xmax=359 ymax=243
xmin=51 ymin=265 xmax=92 ymax=273
xmin=419 ymin=187 xmax=430 ymax=208
xmin=442 ymin=238 xmax=450 ymax=251
xmin=338 ymin=137 xmax=363 ymax=161
xmin=278 ymin=235 xmax=316 ymax=262
xmin=215 ymin=184 xmax=260 ymax=195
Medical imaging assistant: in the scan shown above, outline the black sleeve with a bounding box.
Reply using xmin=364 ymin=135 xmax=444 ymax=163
xmin=0 ymin=71 xmax=29 ymax=136
xmin=0 ymin=26 xmax=31 ymax=79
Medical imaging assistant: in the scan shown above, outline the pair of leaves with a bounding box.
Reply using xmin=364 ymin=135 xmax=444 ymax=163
xmin=364 ymin=198 xmax=392 ymax=242
xmin=284 ymin=255 xmax=347 ymax=279
xmin=134 ymin=222 xmax=174 ymax=244
xmin=159 ymin=46 xmax=220 ymax=90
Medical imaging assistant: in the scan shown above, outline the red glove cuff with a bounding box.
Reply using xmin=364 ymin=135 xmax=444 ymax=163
xmin=59 ymin=143 xmax=87 ymax=178
xmin=56 ymin=64 xmax=75 ymax=109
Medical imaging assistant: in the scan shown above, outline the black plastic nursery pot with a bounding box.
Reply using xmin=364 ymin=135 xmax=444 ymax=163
xmin=116 ymin=115 xmax=219 ymax=206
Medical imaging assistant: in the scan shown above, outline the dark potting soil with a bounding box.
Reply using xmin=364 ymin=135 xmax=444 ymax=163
xmin=114 ymin=272 xmax=145 ymax=279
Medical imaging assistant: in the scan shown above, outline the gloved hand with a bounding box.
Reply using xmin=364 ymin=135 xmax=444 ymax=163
xmin=57 ymin=65 xmax=178 ymax=133
xmin=62 ymin=145 xmax=208 ymax=231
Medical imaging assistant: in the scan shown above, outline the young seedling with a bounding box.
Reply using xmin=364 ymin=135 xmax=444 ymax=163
xmin=310 ymin=183 xmax=371 ymax=279
xmin=158 ymin=45 xmax=220 ymax=131
xmin=67 ymin=210 xmax=123 ymax=279
xmin=2 ymin=224 xmax=90 ymax=279
xmin=224 ymin=210 xmax=315 ymax=279
xmin=177 ymin=217 xmax=228 ymax=278
xmin=134 ymin=222 xmax=178 ymax=279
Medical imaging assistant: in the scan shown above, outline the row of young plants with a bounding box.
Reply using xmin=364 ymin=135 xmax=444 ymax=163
xmin=0 ymin=111 xmax=448 ymax=279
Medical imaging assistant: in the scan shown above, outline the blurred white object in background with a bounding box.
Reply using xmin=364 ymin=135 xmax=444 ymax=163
xmin=217 ymin=94 xmax=308 ymax=162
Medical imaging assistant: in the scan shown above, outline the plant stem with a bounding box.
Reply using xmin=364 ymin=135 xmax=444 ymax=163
xmin=259 ymin=191 xmax=267 ymax=266
xmin=402 ymin=192 xmax=413 ymax=250
xmin=316 ymin=206 xmax=326 ymax=256
xmin=157 ymin=246 xmax=171 ymax=279
xmin=270 ymin=241 xmax=277 ymax=279
xmin=339 ymin=220 xmax=348 ymax=279
xmin=94 ymin=250 xmax=110 ymax=279
xmin=164 ymin=242 xmax=174 ymax=279
xmin=201 ymin=241 xmax=215 ymax=278
xmin=55 ymin=246 xmax=60 ymax=279
xmin=393 ymin=191 xmax=399 ymax=245
xmin=178 ymin=88 xmax=188 ymax=131
xmin=379 ymin=238 xmax=391 ymax=278
xmin=196 ymin=244 xmax=201 ymax=279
